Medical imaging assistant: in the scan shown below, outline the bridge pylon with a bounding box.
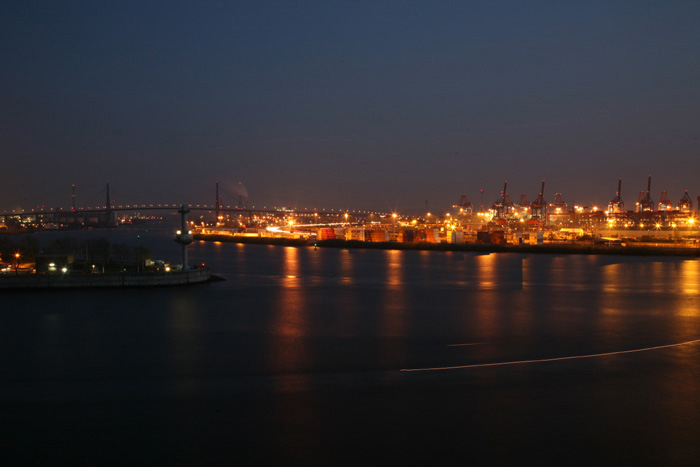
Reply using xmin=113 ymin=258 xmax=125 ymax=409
xmin=215 ymin=181 xmax=220 ymax=224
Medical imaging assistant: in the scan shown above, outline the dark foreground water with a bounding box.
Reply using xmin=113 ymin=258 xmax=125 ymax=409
xmin=2 ymin=228 xmax=700 ymax=465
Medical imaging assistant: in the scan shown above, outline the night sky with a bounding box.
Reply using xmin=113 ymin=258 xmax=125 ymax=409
xmin=2 ymin=1 xmax=699 ymax=213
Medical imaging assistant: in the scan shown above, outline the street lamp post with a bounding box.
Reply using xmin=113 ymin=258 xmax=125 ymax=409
xmin=14 ymin=252 xmax=20 ymax=275
xmin=175 ymin=205 xmax=193 ymax=271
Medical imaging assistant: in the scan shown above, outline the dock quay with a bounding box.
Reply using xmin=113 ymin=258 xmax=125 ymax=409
xmin=0 ymin=267 xmax=211 ymax=289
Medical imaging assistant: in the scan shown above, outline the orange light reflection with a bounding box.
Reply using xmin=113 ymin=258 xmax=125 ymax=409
xmin=269 ymin=247 xmax=310 ymax=393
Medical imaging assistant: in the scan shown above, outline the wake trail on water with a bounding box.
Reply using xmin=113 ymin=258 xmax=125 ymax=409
xmin=401 ymin=338 xmax=700 ymax=372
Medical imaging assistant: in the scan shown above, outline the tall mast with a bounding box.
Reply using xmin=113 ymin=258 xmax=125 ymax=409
xmin=215 ymin=181 xmax=220 ymax=223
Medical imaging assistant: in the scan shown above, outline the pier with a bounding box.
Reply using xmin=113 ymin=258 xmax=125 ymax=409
xmin=0 ymin=267 xmax=211 ymax=289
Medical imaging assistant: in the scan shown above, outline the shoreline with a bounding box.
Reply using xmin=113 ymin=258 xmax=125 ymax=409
xmin=194 ymin=234 xmax=700 ymax=258
xmin=0 ymin=267 xmax=214 ymax=290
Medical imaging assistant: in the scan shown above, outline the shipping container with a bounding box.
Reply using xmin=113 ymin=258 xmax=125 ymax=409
xmin=424 ymin=228 xmax=440 ymax=243
xmin=345 ymin=227 xmax=365 ymax=241
xmin=317 ymin=228 xmax=336 ymax=240
xmin=448 ymin=230 xmax=463 ymax=243
xmin=399 ymin=230 xmax=415 ymax=243
xmin=367 ymin=230 xmax=388 ymax=242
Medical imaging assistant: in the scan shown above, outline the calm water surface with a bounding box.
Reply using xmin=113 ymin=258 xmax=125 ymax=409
xmin=2 ymin=228 xmax=700 ymax=465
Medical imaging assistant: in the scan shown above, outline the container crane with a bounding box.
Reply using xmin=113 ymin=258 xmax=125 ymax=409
xmin=679 ymin=191 xmax=692 ymax=213
xmin=531 ymin=180 xmax=546 ymax=220
xmin=492 ymin=181 xmax=512 ymax=219
xmin=637 ymin=175 xmax=654 ymax=212
xmin=607 ymin=178 xmax=624 ymax=213
xmin=658 ymin=191 xmax=672 ymax=211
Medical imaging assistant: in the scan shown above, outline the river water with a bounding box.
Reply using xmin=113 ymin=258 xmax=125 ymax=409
xmin=2 ymin=226 xmax=700 ymax=465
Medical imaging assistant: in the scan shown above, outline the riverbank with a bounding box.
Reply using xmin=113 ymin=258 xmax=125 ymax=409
xmin=194 ymin=233 xmax=700 ymax=257
xmin=193 ymin=234 xmax=309 ymax=247
xmin=0 ymin=267 xmax=212 ymax=289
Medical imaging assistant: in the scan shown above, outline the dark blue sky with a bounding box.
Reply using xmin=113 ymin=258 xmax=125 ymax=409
xmin=2 ymin=1 xmax=699 ymax=213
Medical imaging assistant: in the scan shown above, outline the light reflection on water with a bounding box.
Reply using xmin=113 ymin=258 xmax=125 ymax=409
xmin=281 ymin=246 xmax=300 ymax=285
xmin=338 ymin=249 xmax=354 ymax=285
xmin=4 ymin=233 xmax=700 ymax=464
xmin=167 ymin=293 xmax=201 ymax=367
xmin=334 ymin=250 xmax=359 ymax=338
xmin=475 ymin=253 xmax=498 ymax=289
xmin=269 ymin=247 xmax=311 ymax=392
xmin=379 ymin=250 xmax=408 ymax=363
xmin=678 ymin=260 xmax=700 ymax=297
xmin=5 ymin=232 xmax=700 ymax=384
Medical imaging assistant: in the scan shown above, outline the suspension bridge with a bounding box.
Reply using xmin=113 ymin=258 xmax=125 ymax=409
xmin=0 ymin=182 xmax=390 ymax=227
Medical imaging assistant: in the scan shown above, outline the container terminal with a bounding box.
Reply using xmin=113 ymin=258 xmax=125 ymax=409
xmin=194 ymin=176 xmax=700 ymax=249
xmin=2 ymin=177 xmax=699 ymax=251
